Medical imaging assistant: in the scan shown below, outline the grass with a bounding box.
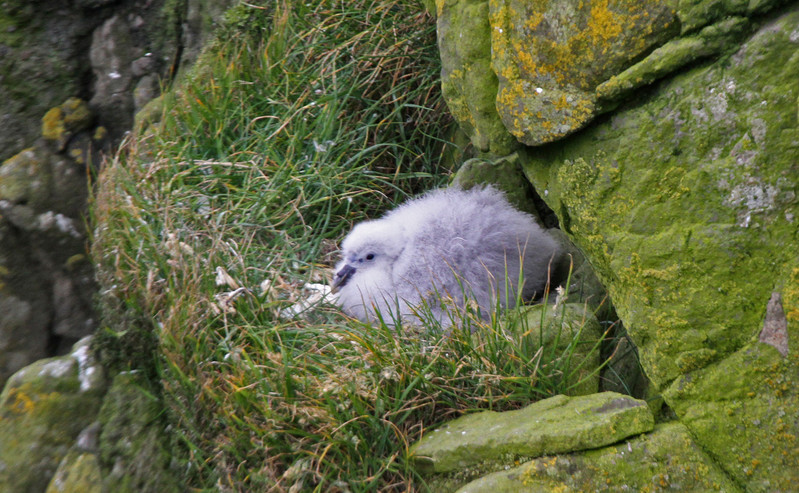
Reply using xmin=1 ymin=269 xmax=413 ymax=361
xmin=90 ymin=1 xmax=609 ymax=491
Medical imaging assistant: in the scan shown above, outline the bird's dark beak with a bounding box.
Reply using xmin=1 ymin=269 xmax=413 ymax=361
xmin=332 ymin=264 xmax=356 ymax=293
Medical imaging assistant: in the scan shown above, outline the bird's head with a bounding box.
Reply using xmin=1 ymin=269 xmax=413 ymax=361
xmin=332 ymin=220 xmax=405 ymax=293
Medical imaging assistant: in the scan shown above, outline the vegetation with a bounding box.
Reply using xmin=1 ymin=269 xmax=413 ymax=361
xmin=91 ymin=1 xmax=604 ymax=490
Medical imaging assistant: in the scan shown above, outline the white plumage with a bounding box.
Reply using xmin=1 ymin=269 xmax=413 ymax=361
xmin=332 ymin=185 xmax=559 ymax=327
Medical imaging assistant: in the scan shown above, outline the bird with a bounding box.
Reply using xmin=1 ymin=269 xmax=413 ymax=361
xmin=331 ymin=185 xmax=560 ymax=328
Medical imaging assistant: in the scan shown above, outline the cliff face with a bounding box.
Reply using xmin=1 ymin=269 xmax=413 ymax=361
xmin=0 ymin=0 xmax=234 ymax=386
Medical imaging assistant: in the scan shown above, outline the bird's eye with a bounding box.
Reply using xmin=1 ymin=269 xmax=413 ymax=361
xmin=365 ymin=253 xmax=375 ymax=260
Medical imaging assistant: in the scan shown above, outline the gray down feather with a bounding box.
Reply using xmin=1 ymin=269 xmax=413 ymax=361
xmin=332 ymin=185 xmax=560 ymax=327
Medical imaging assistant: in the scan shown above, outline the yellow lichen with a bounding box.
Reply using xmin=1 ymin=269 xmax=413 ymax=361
xmin=41 ymin=107 xmax=65 ymax=141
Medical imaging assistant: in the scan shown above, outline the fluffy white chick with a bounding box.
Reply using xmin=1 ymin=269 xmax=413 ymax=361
xmin=332 ymin=185 xmax=559 ymax=327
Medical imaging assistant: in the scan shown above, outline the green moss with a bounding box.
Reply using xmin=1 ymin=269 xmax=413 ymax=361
xmin=454 ymin=422 xmax=742 ymax=492
xmin=597 ymin=16 xmax=750 ymax=101
xmin=45 ymin=451 xmax=103 ymax=493
xmin=97 ymin=373 xmax=180 ymax=493
xmin=665 ymin=342 xmax=799 ymax=490
xmin=438 ymin=0 xmax=518 ymax=154
xmin=412 ymin=392 xmax=653 ymax=475
xmin=0 ymin=352 xmax=104 ymax=493
xmin=521 ymin=8 xmax=799 ymax=386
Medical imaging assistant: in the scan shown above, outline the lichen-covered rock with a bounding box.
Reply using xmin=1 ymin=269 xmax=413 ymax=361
xmin=0 ymin=337 xmax=105 ymax=493
xmin=452 ymin=422 xmax=742 ymax=492
xmin=521 ymin=5 xmax=799 ymax=388
xmin=517 ymin=5 xmax=799 ymax=489
xmin=411 ymin=391 xmax=653 ymax=476
xmin=437 ymin=0 xmax=791 ymax=147
xmin=42 ymin=98 xmax=93 ymax=151
xmin=0 ymin=101 xmax=101 ymax=383
xmin=437 ymin=0 xmax=519 ymax=155
xmin=489 ymin=0 xmax=678 ymax=145
xmin=45 ymin=450 xmax=103 ymax=493
xmin=0 ymin=2 xmax=101 ymax=162
xmin=665 ymin=342 xmax=799 ymax=490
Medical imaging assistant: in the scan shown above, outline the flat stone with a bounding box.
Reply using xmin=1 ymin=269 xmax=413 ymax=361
xmin=452 ymin=422 xmax=742 ymax=492
xmin=411 ymin=391 xmax=653 ymax=474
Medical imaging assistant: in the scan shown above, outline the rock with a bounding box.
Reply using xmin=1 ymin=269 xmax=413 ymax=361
xmin=451 ymin=422 xmax=742 ymax=492
xmin=490 ymin=0 xmax=677 ymax=145
xmin=411 ymin=392 xmax=653 ymax=477
xmin=0 ymin=293 xmax=51 ymax=383
xmin=97 ymin=372 xmax=182 ymax=492
xmin=664 ymin=342 xmax=799 ymax=490
xmin=133 ymin=74 xmax=160 ymax=113
xmin=437 ymin=0 xmax=518 ymax=155
xmin=45 ymin=450 xmax=103 ymax=493
xmin=436 ymin=0 xmax=793 ymax=148
xmin=521 ymin=5 xmax=799 ymax=388
xmin=89 ymin=15 xmax=136 ymax=138
xmin=517 ymin=5 xmax=799 ymax=489
xmin=0 ymin=2 xmax=101 ymax=162
xmin=0 ymin=337 xmax=105 ymax=493
xmin=452 ymin=154 xmax=542 ymax=218
xmin=41 ymin=98 xmax=93 ymax=151
xmin=0 ymin=109 xmax=99 ymax=383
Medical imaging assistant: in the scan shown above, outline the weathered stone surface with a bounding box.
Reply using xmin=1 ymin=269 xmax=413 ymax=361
xmin=41 ymin=98 xmax=93 ymax=151
xmin=452 ymin=154 xmax=543 ymax=218
xmin=0 ymin=100 xmax=101 ymax=383
xmin=411 ymin=392 xmax=653 ymax=475
xmin=45 ymin=451 xmax=103 ymax=493
xmin=489 ymin=0 xmax=678 ymax=145
xmin=97 ymin=372 xmax=182 ymax=493
xmin=0 ymin=337 xmax=105 ymax=493
xmin=517 ymin=5 xmax=799 ymax=490
xmin=0 ymin=2 xmax=101 ymax=162
xmin=451 ymin=422 xmax=742 ymax=492
xmin=665 ymin=342 xmax=799 ymax=490
xmin=521 ymin=6 xmax=799 ymax=388
xmin=437 ymin=0 xmax=519 ymax=155
xmin=596 ymin=16 xmax=750 ymax=102
xmin=437 ymin=0 xmax=791 ymax=147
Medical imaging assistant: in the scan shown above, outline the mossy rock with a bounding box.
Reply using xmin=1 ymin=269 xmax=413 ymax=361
xmin=521 ymin=5 xmax=799 ymax=387
xmin=437 ymin=0 xmax=519 ymax=155
xmin=0 ymin=338 xmax=105 ymax=493
xmin=412 ymin=392 xmax=653 ymax=489
xmin=519 ymin=6 xmax=799 ymax=489
xmin=489 ymin=0 xmax=678 ymax=145
xmin=665 ymin=341 xmax=799 ymax=490
xmin=451 ymin=421 xmax=742 ymax=492
xmin=452 ymin=153 xmax=542 ymax=218
xmin=97 ymin=372 xmax=181 ymax=493
xmin=437 ymin=0 xmax=789 ymax=147
xmin=45 ymin=450 xmax=103 ymax=493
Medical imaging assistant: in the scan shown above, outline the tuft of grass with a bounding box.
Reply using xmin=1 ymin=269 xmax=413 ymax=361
xmin=91 ymin=1 xmax=606 ymax=491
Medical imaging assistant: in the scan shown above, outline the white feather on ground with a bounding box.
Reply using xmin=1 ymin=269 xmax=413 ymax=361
xmin=332 ymin=185 xmax=560 ymax=327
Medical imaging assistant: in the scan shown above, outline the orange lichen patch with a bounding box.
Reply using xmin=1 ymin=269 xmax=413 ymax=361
xmin=41 ymin=107 xmax=66 ymax=142
xmin=783 ymin=268 xmax=799 ymax=322
xmin=586 ymin=0 xmax=625 ymax=43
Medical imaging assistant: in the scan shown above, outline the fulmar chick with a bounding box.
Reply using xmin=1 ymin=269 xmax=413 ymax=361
xmin=332 ymin=186 xmax=559 ymax=327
